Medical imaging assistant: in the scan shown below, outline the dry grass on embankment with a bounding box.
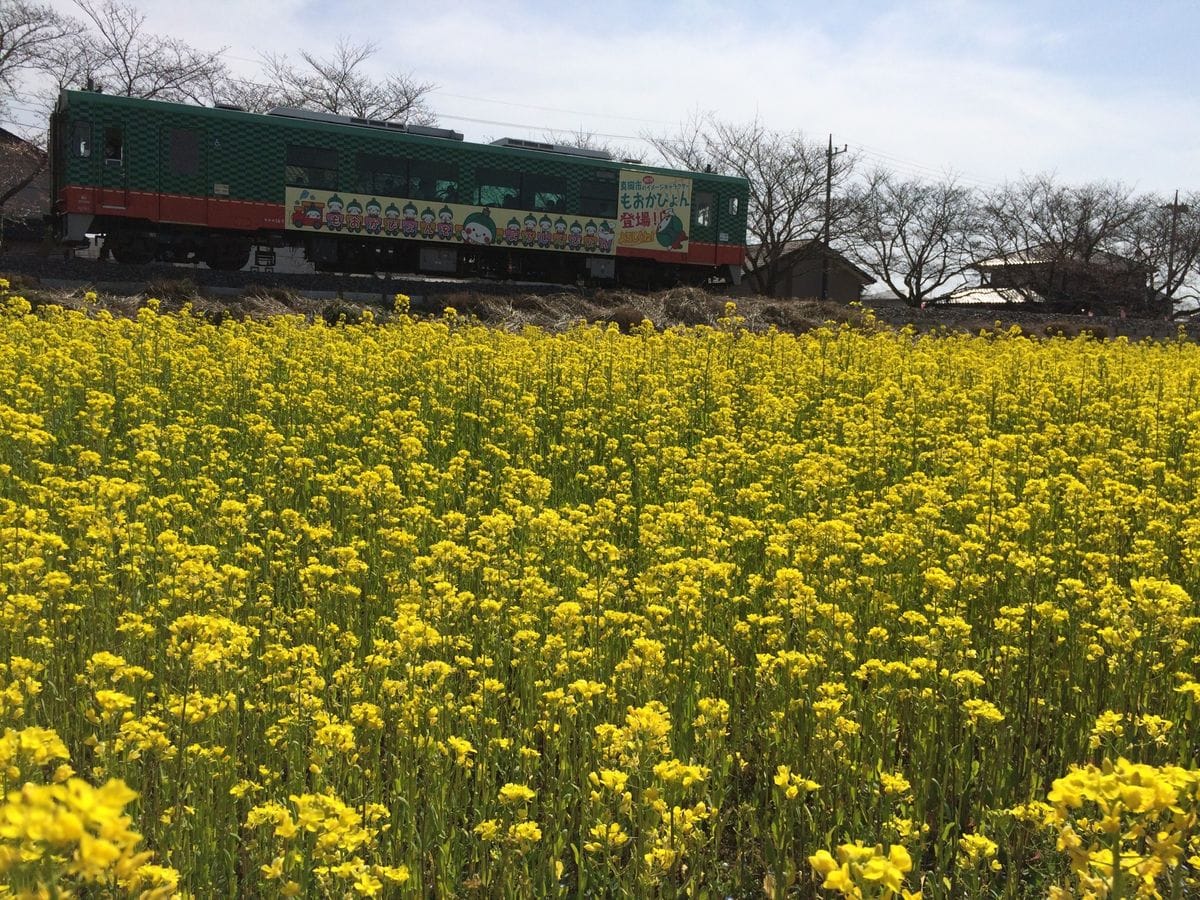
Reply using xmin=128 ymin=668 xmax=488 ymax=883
xmin=3 ymin=270 xmax=1194 ymax=341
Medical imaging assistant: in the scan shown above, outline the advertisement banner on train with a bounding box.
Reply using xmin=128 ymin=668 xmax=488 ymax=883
xmin=616 ymin=170 xmax=692 ymax=254
xmin=285 ymin=187 xmax=618 ymax=255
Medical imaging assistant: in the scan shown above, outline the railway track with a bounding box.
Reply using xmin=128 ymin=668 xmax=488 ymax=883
xmin=0 ymin=247 xmax=579 ymax=310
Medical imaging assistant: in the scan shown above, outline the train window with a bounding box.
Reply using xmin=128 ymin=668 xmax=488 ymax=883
xmin=70 ymin=120 xmax=91 ymax=158
xmin=409 ymin=161 xmax=458 ymax=202
xmin=358 ymin=153 xmax=407 ymax=196
xmin=285 ymin=145 xmax=338 ymax=190
xmin=476 ymin=167 xmax=521 ymax=209
xmin=523 ymin=175 xmax=567 ymax=212
xmin=168 ymin=129 xmax=200 ymax=176
xmin=580 ymin=176 xmax=617 ymax=219
xmin=104 ymin=127 xmax=123 ymax=164
xmin=694 ymin=191 xmax=713 ymax=227
xmin=729 ymin=197 xmax=740 ymax=216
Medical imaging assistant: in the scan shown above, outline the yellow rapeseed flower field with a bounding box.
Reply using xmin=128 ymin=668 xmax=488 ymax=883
xmin=0 ymin=283 xmax=1198 ymax=898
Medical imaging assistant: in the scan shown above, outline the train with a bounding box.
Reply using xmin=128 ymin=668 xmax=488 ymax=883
xmin=48 ymin=90 xmax=749 ymax=287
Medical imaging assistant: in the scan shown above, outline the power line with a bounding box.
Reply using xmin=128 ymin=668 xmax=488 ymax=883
xmin=856 ymin=148 xmax=983 ymax=182
xmin=432 ymin=96 xmax=1003 ymax=188
xmin=852 ymin=142 xmax=1003 ymax=189
xmin=858 ymin=153 xmax=995 ymax=189
xmin=1 ymin=117 xmax=44 ymax=131
xmin=223 ymin=53 xmax=264 ymax=67
xmin=429 ymin=90 xmax=673 ymax=128
xmin=433 ymin=111 xmax=648 ymax=144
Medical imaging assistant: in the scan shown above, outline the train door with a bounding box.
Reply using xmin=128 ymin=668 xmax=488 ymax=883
xmin=207 ymin=131 xmax=233 ymax=227
xmin=98 ymin=123 xmax=127 ymax=210
xmin=693 ymin=189 xmax=716 ymax=264
xmin=206 ymin=132 xmax=219 ymax=224
xmin=160 ymin=126 xmax=205 ymax=225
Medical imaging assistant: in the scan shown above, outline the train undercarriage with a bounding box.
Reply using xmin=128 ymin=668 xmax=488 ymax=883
xmin=69 ymin=215 xmax=736 ymax=288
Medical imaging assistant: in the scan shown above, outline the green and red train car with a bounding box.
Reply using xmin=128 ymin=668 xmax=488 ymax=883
xmin=49 ymin=90 xmax=748 ymax=285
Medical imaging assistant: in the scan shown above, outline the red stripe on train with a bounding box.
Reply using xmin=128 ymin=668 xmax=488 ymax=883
xmin=62 ymin=185 xmax=286 ymax=230
xmin=617 ymin=243 xmax=745 ymax=266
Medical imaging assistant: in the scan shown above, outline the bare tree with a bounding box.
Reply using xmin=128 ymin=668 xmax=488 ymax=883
xmin=66 ymin=0 xmax=227 ymax=103
xmin=978 ymin=175 xmax=1150 ymax=313
xmin=250 ymin=38 xmax=436 ymax=124
xmin=848 ymin=170 xmax=980 ymax=306
xmin=0 ymin=134 xmax=47 ymax=253
xmin=646 ymin=111 xmax=711 ymax=172
xmin=648 ymin=114 xmax=856 ymax=296
xmin=0 ymin=134 xmax=45 ymax=206
xmin=1127 ymin=193 xmax=1200 ymax=311
xmin=0 ymin=3 xmax=71 ymax=241
xmin=31 ymin=31 xmax=93 ymax=108
xmin=0 ymin=1 xmax=76 ymax=113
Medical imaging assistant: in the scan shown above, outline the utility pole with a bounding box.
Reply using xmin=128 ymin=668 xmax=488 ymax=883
xmin=820 ymin=134 xmax=848 ymax=301
xmin=1163 ymin=189 xmax=1190 ymax=302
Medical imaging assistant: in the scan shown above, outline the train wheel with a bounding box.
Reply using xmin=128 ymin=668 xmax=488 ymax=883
xmin=204 ymin=238 xmax=251 ymax=271
xmin=108 ymin=233 xmax=155 ymax=265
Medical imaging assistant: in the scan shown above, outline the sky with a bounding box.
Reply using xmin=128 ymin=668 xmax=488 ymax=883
xmin=22 ymin=0 xmax=1200 ymax=195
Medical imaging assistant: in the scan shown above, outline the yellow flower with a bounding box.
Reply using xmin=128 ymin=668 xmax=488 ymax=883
xmin=583 ymin=821 xmax=629 ymax=853
xmin=958 ymin=833 xmax=1000 ymax=870
xmin=498 ymin=782 xmax=536 ymax=804
xmin=508 ymin=820 xmax=542 ymax=849
xmin=880 ymin=772 xmax=912 ymax=797
xmin=962 ymin=698 xmax=1005 ymax=726
xmin=445 ymin=736 xmax=475 ymax=768
xmin=809 ymin=849 xmax=839 ymax=877
xmin=773 ymin=764 xmax=820 ymax=800
xmin=473 ymin=819 xmax=501 ymax=842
